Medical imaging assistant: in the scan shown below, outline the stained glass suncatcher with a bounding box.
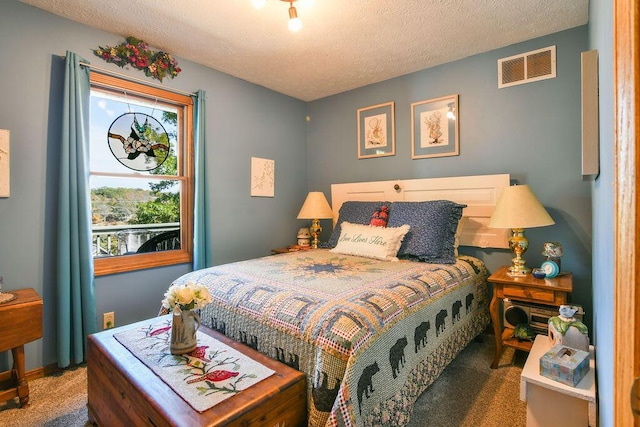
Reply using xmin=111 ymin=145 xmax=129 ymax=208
xmin=107 ymin=112 xmax=170 ymax=171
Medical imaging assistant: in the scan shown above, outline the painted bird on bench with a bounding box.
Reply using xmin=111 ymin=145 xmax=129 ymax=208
xmin=187 ymin=370 xmax=240 ymax=384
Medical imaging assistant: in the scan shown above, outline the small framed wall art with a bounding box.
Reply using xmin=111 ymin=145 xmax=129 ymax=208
xmin=357 ymin=101 xmax=395 ymax=159
xmin=411 ymin=94 xmax=459 ymax=159
xmin=250 ymin=157 xmax=275 ymax=197
xmin=0 ymin=129 xmax=9 ymax=197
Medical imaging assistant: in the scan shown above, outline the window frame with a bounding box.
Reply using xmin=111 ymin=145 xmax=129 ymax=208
xmin=90 ymin=73 xmax=194 ymax=276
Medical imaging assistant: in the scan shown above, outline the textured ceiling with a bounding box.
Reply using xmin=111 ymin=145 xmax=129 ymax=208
xmin=21 ymin=0 xmax=588 ymax=101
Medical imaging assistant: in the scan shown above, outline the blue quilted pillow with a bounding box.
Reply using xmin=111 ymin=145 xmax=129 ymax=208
xmin=387 ymin=200 xmax=466 ymax=264
xmin=325 ymin=201 xmax=392 ymax=248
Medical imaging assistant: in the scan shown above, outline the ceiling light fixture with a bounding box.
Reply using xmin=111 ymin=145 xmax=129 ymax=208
xmin=253 ymin=0 xmax=303 ymax=32
xmin=285 ymin=0 xmax=302 ymax=32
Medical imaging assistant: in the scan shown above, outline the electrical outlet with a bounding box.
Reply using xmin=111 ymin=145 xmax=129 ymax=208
xmin=103 ymin=312 xmax=115 ymax=329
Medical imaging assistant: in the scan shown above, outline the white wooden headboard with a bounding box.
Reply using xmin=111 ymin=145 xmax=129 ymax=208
xmin=330 ymin=174 xmax=510 ymax=249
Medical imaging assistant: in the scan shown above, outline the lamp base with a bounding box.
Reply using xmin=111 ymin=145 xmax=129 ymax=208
xmin=507 ymin=228 xmax=530 ymax=276
xmin=507 ymin=264 xmax=531 ymax=277
xmin=310 ymin=218 xmax=322 ymax=249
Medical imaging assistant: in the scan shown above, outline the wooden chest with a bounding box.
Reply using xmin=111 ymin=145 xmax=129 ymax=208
xmin=87 ymin=317 xmax=307 ymax=427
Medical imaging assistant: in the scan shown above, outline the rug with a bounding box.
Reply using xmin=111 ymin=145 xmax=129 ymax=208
xmin=114 ymin=318 xmax=275 ymax=413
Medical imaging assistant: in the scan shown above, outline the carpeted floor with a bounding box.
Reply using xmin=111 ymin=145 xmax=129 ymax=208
xmin=0 ymin=365 xmax=90 ymax=427
xmin=0 ymin=333 xmax=526 ymax=427
xmin=407 ymin=334 xmax=527 ymax=427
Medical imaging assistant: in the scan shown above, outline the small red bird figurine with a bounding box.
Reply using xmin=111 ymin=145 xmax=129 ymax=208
xmin=188 ymin=345 xmax=210 ymax=362
xmin=187 ymin=370 xmax=240 ymax=384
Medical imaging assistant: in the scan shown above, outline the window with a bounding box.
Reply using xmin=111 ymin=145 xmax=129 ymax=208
xmin=90 ymin=73 xmax=194 ymax=276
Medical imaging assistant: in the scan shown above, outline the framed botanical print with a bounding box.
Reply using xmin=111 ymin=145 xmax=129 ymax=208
xmin=357 ymin=101 xmax=395 ymax=159
xmin=411 ymin=94 xmax=459 ymax=159
xmin=250 ymin=157 xmax=275 ymax=197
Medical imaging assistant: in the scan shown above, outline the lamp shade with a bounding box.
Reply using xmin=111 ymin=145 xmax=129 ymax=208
xmin=297 ymin=192 xmax=333 ymax=220
xmin=488 ymin=185 xmax=554 ymax=229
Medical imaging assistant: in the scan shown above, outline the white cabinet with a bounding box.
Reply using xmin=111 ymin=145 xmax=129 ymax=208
xmin=520 ymin=335 xmax=596 ymax=427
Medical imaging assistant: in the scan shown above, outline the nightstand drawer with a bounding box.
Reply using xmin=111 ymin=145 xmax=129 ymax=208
xmin=503 ymin=284 xmax=555 ymax=303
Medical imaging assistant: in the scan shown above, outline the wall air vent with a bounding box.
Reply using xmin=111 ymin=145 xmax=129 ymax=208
xmin=498 ymin=46 xmax=556 ymax=88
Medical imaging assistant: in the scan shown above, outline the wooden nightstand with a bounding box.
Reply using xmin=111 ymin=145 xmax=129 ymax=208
xmin=488 ymin=266 xmax=572 ymax=369
xmin=271 ymin=246 xmax=297 ymax=255
xmin=270 ymin=245 xmax=311 ymax=255
xmin=0 ymin=288 xmax=43 ymax=406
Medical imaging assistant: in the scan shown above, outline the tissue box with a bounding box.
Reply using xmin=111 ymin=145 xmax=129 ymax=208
xmin=539 ymin=344 xmax=590 ymax=387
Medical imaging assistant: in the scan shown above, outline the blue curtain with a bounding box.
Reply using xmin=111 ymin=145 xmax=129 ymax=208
xmin=57 ymin=51 xmax=97 ymax=367
xmin=193 ymin=90 xmax=209 ymax=270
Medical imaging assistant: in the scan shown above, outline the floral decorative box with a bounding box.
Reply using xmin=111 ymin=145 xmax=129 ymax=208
xmin=539 ymin=344 xmax=590 ymax=387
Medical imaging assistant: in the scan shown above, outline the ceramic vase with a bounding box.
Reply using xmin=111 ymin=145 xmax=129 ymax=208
xmin=170 ymin=310 xmax=200 ymax=355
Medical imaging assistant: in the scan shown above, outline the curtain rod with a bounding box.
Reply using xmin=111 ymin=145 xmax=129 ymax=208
xmin=75 ymin=59 xmax=197 ymax=97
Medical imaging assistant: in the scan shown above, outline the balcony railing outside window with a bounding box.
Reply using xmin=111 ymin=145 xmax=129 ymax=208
xmin=92 ymin=223 xmax=180 ymax=257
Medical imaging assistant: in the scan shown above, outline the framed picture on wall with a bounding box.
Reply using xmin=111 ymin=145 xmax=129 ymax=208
xmin=250 ymin=157 xmax=275 ymax=197
xmin=0 ymin=129 xmax=9 ymax=197
xmin=411 ymin=94 xmax=459 ymax=159
xmin=357 ymin=101 xmax=395 ymax=159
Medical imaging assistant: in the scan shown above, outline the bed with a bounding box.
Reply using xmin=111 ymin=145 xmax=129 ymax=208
xmin=167 ymin=174 xmax=510 ymax=426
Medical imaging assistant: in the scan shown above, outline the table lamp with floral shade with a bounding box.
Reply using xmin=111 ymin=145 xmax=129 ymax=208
xmin=297 ymin=192 xmax=333 ymax=249
xmin=488 ymin=184 xmax=555 ymax=276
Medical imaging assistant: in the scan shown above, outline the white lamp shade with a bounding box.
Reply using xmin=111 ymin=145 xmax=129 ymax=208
xmin=488 ymin=185 xmax=555 ymax=229
xmin=297 ymin=192 xmax=333 ymax=219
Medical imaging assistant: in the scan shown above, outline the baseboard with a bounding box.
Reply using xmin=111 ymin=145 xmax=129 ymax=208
xmin=0 ymin=361 xmax=84 ymax=389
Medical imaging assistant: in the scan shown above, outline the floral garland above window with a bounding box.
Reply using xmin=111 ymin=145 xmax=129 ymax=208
xmin=93 ymin=36 xmax=181 ymax=82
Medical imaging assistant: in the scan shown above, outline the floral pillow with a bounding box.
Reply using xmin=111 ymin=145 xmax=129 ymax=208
xmin=330 ymin=222 xmax=410 ymax=261
xmin=387 ymin=201 xmax=466 ymax=264
xmin=326 ymin=201 xmax=392 ymax=248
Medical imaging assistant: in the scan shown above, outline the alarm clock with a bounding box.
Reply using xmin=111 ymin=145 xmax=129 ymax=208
xmin=540 ymin=260 xmax=559 ymax=278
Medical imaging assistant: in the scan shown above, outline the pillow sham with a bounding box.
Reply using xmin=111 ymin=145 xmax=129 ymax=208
xmin=454 ymin=216 xmax=468 ymax=257
xmin=330 ymin=221 xmax=410 ymax=261
xmin=387 ymin=200 xmax=466 ymax=264
xmin=326 ymin=201 xmax=392 ymax=248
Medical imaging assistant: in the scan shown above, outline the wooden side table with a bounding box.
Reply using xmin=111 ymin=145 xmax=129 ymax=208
xmin=0 ymin=288 xmax=43 ymax=407
xmin=520 ymin=335 xmax=596 ymax=426
xmin=270 ymin=245 xmax=311 ymax=255
xmin=488 ymin=266 xmax=572 ymax=369
xmin=271 ymin=246 xmax=298 ymax=255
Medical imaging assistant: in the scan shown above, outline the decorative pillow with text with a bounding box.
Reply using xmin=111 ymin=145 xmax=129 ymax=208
xmin=330 ymin=221 xmax=410 ymax=261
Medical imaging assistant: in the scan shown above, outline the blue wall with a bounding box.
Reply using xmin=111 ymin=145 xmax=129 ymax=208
xmin=0 ymin=1 xmax=308 ymax=370
xmin=307 ymin=27 xmax=592 ymax=324
xmin=587 ymin=0 xmax=615 ymax=425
